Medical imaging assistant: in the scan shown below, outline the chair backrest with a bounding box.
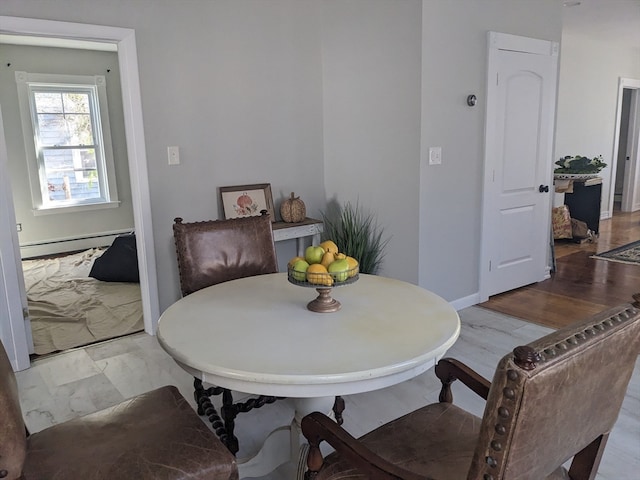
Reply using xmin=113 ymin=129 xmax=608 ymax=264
xmin=173 ymin=212 xmax=278 ymax=296
xmin=0 ymin=341 xmax=27 ymax=480
xmin=468 ymin=299 xmax=640 ymax=480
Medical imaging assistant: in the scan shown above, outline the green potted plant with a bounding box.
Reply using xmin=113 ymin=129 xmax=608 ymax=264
xmin=554 ymin=155 xmax=607 ymax=177
xmin=321 ymin=201 xmax=390 ymax=275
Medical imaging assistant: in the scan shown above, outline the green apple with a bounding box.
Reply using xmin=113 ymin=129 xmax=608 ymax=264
xmin=328 ymin=258 xmax=350 ymax=282
xmin=305 ymin=245 xmax=325 ymax=265
xmin=291 ymin=260 xmax=309 ymax=281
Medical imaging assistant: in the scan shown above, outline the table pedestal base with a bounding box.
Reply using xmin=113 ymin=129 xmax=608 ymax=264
xmin=307 ymin=288 xmax=341 ymax=313
xmin=237 ymin=396 xmax=335 ymax=479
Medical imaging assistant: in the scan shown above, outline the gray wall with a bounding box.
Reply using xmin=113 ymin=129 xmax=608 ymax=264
xmin=0 ymin=44 xmax=135 ymax=246
xmin=0 ymin=0 xmax=636 ymax=313
xmin=321 ymin=0 xmax=422 ymax=282
xmin=418 ymin=0 xmax=562 ymax=300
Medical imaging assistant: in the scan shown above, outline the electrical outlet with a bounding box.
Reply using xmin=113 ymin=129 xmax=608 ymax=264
xmin=167 ymin=146 xmax=180 ymax=165
xmin=429 ymin=147 xmax=442 ymax=165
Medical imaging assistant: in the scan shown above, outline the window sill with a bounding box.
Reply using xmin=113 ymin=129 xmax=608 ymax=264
xmin=32 ymin=201 xmax=121 ymax=216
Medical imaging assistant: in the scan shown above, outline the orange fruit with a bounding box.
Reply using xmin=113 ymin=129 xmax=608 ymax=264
xmin=306 ymin=263 xmax=333 ymax=286
xmin=319 ymin=240 xmax=339 ymax=255
xmin=346 ymin=256 xmax=359 ymax=277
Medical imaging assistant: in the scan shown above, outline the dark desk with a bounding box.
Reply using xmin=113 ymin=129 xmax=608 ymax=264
xmin=564 ymin=179 xmax=602 ymax=234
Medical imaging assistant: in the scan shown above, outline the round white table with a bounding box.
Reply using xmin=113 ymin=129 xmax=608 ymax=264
xmin=157 ymin=273 xmax=460 ymax=478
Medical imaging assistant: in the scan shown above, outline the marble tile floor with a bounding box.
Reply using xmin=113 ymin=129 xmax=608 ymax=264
xmin=15 ymin=306 xmax=640 ymax=479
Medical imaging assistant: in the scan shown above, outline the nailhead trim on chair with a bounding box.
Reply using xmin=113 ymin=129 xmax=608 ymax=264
xmin=478 ymin=303 xmax=640 ymax=479
xmin=484 ymin=363 xmax=522 ymax=476
xmin=536 ymin=306 xmax=639 ymax=365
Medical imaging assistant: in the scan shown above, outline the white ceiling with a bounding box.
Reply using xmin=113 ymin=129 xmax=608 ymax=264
xmin=562 ymin=0 xmax=640 ymax=46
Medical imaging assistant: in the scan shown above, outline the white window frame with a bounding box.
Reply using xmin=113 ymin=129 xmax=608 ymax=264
xmin=15 ymin=71 xmax=119 ymax=215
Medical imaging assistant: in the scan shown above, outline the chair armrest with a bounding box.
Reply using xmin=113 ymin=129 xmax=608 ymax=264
xmin=435 ymin=358 xmax=491 ymax=402
xmin=302 ymin=412 xmax=426 ymax=480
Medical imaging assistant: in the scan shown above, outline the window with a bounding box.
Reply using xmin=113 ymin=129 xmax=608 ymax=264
xmin=16 ymin=72 xmax=119 ymax=214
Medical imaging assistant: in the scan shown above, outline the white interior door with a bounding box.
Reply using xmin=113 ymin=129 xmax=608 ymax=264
xmin=621 ymin=87 xmax=640 ymax=212
xmin=480 ymin=32 xmax=559 ymax=301
xmin=0 ymin=106 xmax=31 ymax=371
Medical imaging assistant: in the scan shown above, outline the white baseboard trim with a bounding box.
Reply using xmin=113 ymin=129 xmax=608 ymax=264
xmin=450 ymin=292 xmax=481 ymax=311
xmin=20 ymin=228 xmax=134 ymax=258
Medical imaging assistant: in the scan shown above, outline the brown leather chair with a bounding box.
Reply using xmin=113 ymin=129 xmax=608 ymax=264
xmin=302 ymin=294 xmax=640 ymax=480
xmin=173 ymin=212 xmax=280 ymax=455
xmin=0 ymin=340 xmax=238 ymax=480
xmin=173 ymin=211 xmax=278 ymax=297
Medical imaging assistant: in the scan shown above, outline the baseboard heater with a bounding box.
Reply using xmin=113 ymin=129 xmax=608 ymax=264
xmin=20 ymin=228 xmax=134 ymax=259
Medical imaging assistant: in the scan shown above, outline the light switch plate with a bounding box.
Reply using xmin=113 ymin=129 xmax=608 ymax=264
xmin=167 ymin=146 xmax=180 ymax=165
xmin=429 ymin=147 xmax=442 ymax=165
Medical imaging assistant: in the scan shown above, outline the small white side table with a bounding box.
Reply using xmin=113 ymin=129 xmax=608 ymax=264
xmin=272 ymin=218 xmax=323 ymax=256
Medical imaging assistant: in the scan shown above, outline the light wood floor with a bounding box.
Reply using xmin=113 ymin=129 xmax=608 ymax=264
xmin=480 ymin=205 xmax=640 ymax=329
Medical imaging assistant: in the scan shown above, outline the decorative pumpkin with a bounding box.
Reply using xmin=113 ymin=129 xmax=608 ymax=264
xmin=280 ymin=192 xmax=306 ymax=223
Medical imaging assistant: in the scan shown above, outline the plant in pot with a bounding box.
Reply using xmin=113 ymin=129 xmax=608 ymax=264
xmin=320 ymin=200 xmax=390 ymax=275
xmin=554 ymin=155 xmax=607 ymax=176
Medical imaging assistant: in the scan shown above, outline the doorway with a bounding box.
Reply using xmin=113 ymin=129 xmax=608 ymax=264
xmin=611 ymin=78 xmax=640 ymax=214
xmin=0 ymin=16 xmax=159 ymax=371
xmin=479 ymin=32 xmax=559 ymax=302
xmin=2 ymin=41 xmax=143 ymax=356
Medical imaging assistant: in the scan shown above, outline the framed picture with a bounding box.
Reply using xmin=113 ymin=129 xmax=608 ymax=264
xmin=219 ymin=183 xmax=275 ymax=220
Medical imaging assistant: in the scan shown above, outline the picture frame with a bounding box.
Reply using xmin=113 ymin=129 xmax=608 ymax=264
xmin=219 ymin=183 xmax=275 ymax=221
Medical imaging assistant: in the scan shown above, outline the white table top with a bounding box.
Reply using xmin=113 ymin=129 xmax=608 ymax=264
xmin=157 ymin=273 xmax=460 ymax=398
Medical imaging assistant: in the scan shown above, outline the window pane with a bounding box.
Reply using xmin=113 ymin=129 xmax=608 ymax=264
xmin=65 ymin=114 xmax=94 ymax=145
xmin=62 ymin=92 xmax=90 ymax=114
xmin=22 ymin=76 xmax=118 ymax=210
xmin=42 ymin=148 xmax=101 ymax=202
xmin=37 ymin=114 xmax=67 ymax=146
xmin=36 ymin=113 xmax=93 ymax=147
xmin=33 ymin=92 xmax=63 ymax=113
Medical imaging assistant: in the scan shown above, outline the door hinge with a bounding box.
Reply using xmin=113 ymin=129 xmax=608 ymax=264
xmin=489 ymin=260 xmax=492 ymax=272
xmin=22 ymin=307 xmax=29 ymax=319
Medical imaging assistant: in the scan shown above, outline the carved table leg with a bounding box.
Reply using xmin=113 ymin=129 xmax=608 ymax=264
xmin=194 ymin=377 xmax=206 ymax=414
xmin=332 ymin=396 xmax=345 ymax=425
xmin=221 ymin=388 xmax=239 ymax=455
xmin=193 ymin=378 xmax=237 ymax=454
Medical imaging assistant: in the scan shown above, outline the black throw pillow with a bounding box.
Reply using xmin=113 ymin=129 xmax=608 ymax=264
xmin=89 ymin=234 xmax=139 ymax=283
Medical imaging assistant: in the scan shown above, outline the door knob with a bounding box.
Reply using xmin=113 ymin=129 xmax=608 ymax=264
xmin=539 ymin=185 xmax=549 ymax=193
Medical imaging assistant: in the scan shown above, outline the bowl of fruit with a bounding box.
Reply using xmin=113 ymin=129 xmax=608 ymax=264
xmin=287 ymin=240 xmax=359 ymax=313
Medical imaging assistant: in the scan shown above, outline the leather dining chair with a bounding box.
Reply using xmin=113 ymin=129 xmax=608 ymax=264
xmin=0 ymin=340 xmax=238 ymax=480
xmin=302 ymin=293 xmax=640 ymax=480
xmin=173 ymin=211 xmax=281 ymax=455
xmin=173 ymin=211 xmax=279 ymax=297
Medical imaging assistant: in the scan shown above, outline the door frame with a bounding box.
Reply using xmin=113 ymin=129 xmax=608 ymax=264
xmin=0 ymin=106 xmax=31 ymax=370
xmin=479 ymin=31 xmax=558 ymax=302
xmin=0 ymin=16 xmax=160 ymax=369
xmin=610 ymin=78 xmax=640 ymax=213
